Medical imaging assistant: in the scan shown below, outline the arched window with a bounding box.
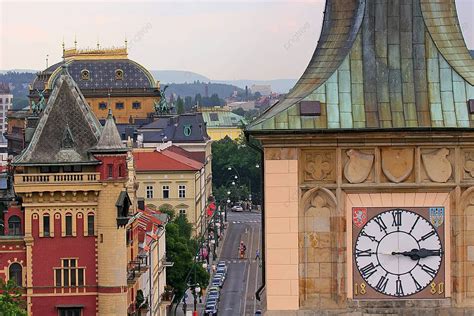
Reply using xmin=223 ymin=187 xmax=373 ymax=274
xmin=8 ymin=216 xmax=21 ymax=236
xmin=9 ymin=263 xmax=22 ymax=286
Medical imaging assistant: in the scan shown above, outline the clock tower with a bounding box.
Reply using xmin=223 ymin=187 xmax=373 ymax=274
xmin=246 ymin=0 xmax=474 ymax=314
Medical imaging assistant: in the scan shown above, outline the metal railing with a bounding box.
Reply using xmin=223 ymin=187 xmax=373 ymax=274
xmin=14 ymin=172 xmax=100 ymax=185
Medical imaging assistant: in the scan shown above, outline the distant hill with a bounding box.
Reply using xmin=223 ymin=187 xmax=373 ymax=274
xmin=0 ymin=71 xmax=36 ymax=109
xmin=149 ymin=70 xmax=297 ymax=94
xmin=214 ymin=79 xmax=297 ymax=94
xmin=151 ymin=70 xmax=210 ymax=84
xmin=165 ymin=82 xmax=243 ymax=99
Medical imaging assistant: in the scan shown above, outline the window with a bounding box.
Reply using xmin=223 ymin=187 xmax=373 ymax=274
xmin=63 ymin=165 xmax=82 ymax=173
xmin=65 ymin=214 xmax=72 ymax=236
xmin=162 ymin=185 xmax=170 ymax=199
xmin=58 ymin=308 xmax=82 ymax=316
xmin=87 ymin=215 xmax=94 ymax=236
xmin=146 ymin=186 xmax=154 ymax=199
xmin=179 ymin=209 xmax=186 ymax=216
xmin=107 ymin=164 xmax=113 ymax=179
xmin=40 ymin=166 xmax=60 ymax=173
xmin=55 ymin=259 xmax=84 ymax=288
xmin=0 ymin=98 xmax=2 ymax=104
xmin=43 ymin=215 xmax=50 ymax=237
xmin=178 ymin=185 xmax=186 ymax=198
xmin=118 ymin=165 xmax=124 ymax=178
xmin=115 ymin=102 xmax=124 ymax=110
xmin=99 ymin=102 xmax=107 ymax=110
xmin=132 ymin=102 xmax=141 ymax=109
xmin=9 ymin=263 xmax=22 ymax=286
xmin=8 ymin=216 xmax=21 ymax=236
xmin=115 ymin=69 xmax=124 ymax=80
xmin=210 ymin=113 xmax=219 ymax=121
xmin=81 ymin=69 xmax=90 ymax=80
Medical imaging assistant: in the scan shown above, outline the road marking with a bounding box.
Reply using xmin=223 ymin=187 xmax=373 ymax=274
xmin=254 ymin=221 xmax=262 ymax=314
xmin=242 ymin=224 xmax=254 ymax=315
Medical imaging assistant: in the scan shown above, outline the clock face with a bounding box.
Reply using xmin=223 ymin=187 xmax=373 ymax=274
xmin=352 ymin=207 xmax=445 ymax=299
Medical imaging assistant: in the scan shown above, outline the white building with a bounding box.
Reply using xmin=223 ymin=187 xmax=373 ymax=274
xmin=0 ymin=83 xmax=12 ymax=164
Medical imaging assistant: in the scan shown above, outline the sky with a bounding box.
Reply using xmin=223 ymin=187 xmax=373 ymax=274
xmin=0 ymin=0 xmax=473 ymax=81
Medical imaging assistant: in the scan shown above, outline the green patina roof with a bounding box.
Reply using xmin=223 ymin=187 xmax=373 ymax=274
xmin=201 ymin=109 xmax=247 ymax=128
xmin=247 ymin=0 xmax=474 ymax=132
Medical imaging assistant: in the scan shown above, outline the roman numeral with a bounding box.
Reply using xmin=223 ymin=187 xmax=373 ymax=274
xmin=396 ymin=279 xmax=404 ymax=296
xmin=420 ymin=264 xmax=437 ymax=278
xmin=360 ymin=262 xmax=377 ymax=279
xmin=375 ymin=274 xmax=389 ymax=292
xmin=419 ymin=230 xmax=435 ymax=241
xmin=373 ymin=216 xmax=387 ymax=232
xmin=355 ymin=248 xmax=373 ymax=257
xmin=410 ymin=217 xmax=420 ymax=234
xmin=411 ymin=273 xmax=422 ymax=291
xmin=360 ymin=230 xmax=377 ymax=242
xmin=392 ymin=210 xmax=402 ymax=227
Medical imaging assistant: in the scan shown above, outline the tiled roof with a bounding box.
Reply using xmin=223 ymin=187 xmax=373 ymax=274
xmin=32 ymin=59 xmax=156 ymax=91
xmin=200 ymin=109 xmax=247 ymax=128
xmin=247 ymin=0 xmax=474 ymax=131
xmin=133 ymin=149 xmax=203 ymax=172
xmin=91 ymin=109 xmax=127 ymax=153
xmin=166 ymin=145 xmax=205 ymax=163
xmin=14 ymin=70 xmax=102 ymax=166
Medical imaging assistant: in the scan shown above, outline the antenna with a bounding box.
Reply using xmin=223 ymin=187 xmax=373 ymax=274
xmin=46 ymin=54 xmax=49 ymax=68
xmin=74 ymin=35 xmax=77 ymax=49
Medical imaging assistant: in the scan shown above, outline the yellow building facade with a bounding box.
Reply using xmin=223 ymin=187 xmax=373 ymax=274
xmin=134 ymin=148 xmax=208 ymax=234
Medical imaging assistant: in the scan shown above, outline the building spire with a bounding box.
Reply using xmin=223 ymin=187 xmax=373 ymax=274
xmin=74 ymin=35 xmax=77 ymax=49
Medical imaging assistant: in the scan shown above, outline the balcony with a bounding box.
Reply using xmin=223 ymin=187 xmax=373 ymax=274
xmin=159 ymin=253 xmax=174 ymax=273
xmin=127 ymin=257 xmax=148 ymax=286
xmin=160 ymin=286 xmax=174 ymax=305
xmin=14 ymin=172 xmax=100 ymax=185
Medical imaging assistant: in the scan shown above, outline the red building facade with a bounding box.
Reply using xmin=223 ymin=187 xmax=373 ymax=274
xmin=1 ymin=69 xmax=139 ymax=315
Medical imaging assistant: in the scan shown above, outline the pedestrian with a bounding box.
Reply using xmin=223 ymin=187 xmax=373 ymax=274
xmin=255 ymin=249 xmax=260 ymax=261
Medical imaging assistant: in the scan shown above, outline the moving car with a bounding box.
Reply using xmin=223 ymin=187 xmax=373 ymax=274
xmin=231 ymin=203 xmax=243 ymax=212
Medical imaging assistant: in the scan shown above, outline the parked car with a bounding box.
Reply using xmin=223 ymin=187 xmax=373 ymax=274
xmin=207 ymin=290 xmax=220 ymax=301
xmin=216 ymin=266 xmax=227 ymax=277
xmin=215 ymin=272 xmax=225 ymax=283
xmin=231 ymin=203 xmax=243 ymax=212
xmin=205 ymin=302 xmax=218 ymax=316
xmin=206 ymin=297 xmax=218 ymax=306
xmin=212 ymin=275 xmax=224 ymax=287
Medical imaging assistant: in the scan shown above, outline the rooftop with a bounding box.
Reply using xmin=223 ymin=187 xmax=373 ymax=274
xmin=248 ymin=0 xmax=474 ymax=132
xmin=133 ymin=148 xmax=203 ymax=172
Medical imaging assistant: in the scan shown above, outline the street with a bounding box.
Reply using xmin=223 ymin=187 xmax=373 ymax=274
xmin=218 ymin=210 xmax=262 ymax=315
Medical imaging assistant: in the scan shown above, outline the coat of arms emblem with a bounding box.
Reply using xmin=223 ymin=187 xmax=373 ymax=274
xmin=353 ymin=207 xmax=367 ymax=228
xmin=381 ymin=148 xmax=414 ymax=183
xmin=422 ymin=148 xmax=452 ymax=183
xmin=344 ymin=149 xmax=374 ymax=184
xmin=429 ymin=207 xmax=444 ymax=228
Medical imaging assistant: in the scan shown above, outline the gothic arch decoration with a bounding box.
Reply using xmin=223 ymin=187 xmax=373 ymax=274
xmin=299 ymin=187 xmax=341 ymax=308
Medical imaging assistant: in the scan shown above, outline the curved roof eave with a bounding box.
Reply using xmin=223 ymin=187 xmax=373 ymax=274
xmin=420 ymin=0 xmax=474 ymax=85
xmin=248 ymin=0 xmax=366 ymax=129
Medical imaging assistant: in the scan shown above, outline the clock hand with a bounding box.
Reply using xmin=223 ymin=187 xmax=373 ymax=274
xmin=391 ymin=248 xmax=443 ymax=260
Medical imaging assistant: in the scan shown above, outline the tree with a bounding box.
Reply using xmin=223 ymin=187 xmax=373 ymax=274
xmin=211 ymin=136 xmax=262 ymax=205
xmin=0 ymin=279 xmax=27 ymax=316
xmin=184 ymin=96 xmax=193 ymax=111
xmin=210 ymin=94 xmax=220 ymax=106
xmin=194 ymin=93 xmax=202 ymax=106
xmin=166 ymin=214 xmax=209 ymax=303
xmin=176 ymin=96 xmax=185 ymax=114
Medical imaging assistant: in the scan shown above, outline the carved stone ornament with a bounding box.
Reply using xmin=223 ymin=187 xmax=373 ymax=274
xmin=344 ymin=149 xmax=374 ymax=184
xmin=381 ymin=148 xmax=414 ymax=183
xmin=464 ymin=152 xmax=474 ymax=178
xmin=422 ymin=148 xmax=452 ymax=183
xmin=304 ymin=152 xmax=334 ymax=181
